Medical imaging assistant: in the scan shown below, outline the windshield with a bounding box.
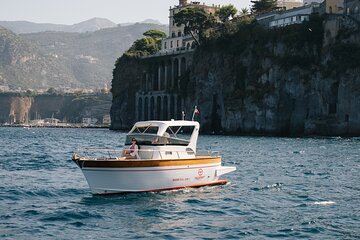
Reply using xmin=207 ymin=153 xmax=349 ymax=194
xmin=125 ymin=134 xmax=189 ymax=146
xmin=129 ymin=125 xmax=159 ymax=134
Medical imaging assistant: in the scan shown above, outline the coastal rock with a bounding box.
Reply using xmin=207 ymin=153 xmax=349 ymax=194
xmin=111 ymin=16 xmax=360 ymax=136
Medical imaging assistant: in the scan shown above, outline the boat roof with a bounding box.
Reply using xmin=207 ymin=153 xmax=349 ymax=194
xmin=133 ymin=120 xmax=199 ymax=128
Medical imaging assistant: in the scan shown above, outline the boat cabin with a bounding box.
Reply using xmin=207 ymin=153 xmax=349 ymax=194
xmin=124 ymin=120 xmax=200 ymax=160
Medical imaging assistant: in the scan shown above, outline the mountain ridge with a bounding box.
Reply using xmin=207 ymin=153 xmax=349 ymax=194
xmin=0 ymin=18 xmax=164 ymax=34
xmin=0 ymin=23 xmax=168 ymax=89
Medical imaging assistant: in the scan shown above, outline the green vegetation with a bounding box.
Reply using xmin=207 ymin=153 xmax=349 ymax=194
xmin=173 ymin=7 xmax=215 ymax=45
xmin=125 ymin=29 xmax=166 ymax=57
xmin=215 ymin=4 xmax=238 ymax=23
xmin=251 ymin=0 xmax=278 ymax=15
xmin=143 ymin=29 xmax=166 ymax=39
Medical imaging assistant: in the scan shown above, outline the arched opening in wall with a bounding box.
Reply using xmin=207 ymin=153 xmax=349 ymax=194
xmin=174 ymin=58 xmax=179 ymax=89
xmin=138 ymin=97 xmax=143 ymax=121
xmin=148 ymin=64 xmax=154 ymax=91
xmin=142 ymin=72 xmax=146 ymax=91
xmin=157 ymin=96 xmax=162 ymax=120
xmin=144 ymin=97 xmax=149 ymax=120
xmin=163 ymin=96 xmax=168 ymax=120
xmin=150 ymin=97 xmax=155 ymax=120
xmin=160 ymin=62 xmax=165 ymax=90
xmin=153 ymin=65 xmax=159 ymax=90
xmin=177 ymin=95 xmax=182 ymax=120
xmin=170 ymin=95 xmax=175 ymax=119
xmin=181 ymin=57 xmax=186 ymax=76
xmin=329 ymin=6 xmax=332 ymax=14
xmin=166 ymin=60 xmax=172 ymax=90
xmin=186 ymin=42 xmax=190 ymax=50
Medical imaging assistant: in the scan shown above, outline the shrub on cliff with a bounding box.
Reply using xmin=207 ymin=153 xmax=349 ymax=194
xmin=124 ymin=29 xmax=166 ymax=57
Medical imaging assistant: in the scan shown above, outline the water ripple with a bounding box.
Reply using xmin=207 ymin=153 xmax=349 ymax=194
xmin=0 ymin=128 xmax=359 ymax=239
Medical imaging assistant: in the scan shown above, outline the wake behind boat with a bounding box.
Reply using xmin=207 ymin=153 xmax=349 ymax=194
xmin=72 ymin=120 xmax=236 ymax=194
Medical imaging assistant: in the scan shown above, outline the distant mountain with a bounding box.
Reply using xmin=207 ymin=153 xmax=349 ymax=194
xmin=0 ymin=23 xmax=168 ymax=89
xmin=0 ymin=26 xmax=78 ymax=89
xmin=0 ymin=18 xmax=117 ymax=34
xmin=67 ymin=18 xmax=117 ymax=32
xmin=119 ymin=19 xmax=164 ymax=26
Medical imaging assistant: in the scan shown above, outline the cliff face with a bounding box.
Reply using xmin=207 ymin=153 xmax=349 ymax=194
xmin=111 ymin=16 xmax=360 ymax=136
xmin=110 ymin=56 xmax=144 ymax=130
xmin=0 ymin=93 xmax=112 ymax=124
xmin=188 ymin=17 xmax=360 ymax=136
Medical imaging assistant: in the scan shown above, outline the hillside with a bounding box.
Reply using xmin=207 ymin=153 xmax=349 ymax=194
xmin=0 ymin=26 xmax=78 ymax=89
xmin=0 ymin=18 xmax=117 ymax=34
xmin=0 ymin=23 xmax=167 ymax=89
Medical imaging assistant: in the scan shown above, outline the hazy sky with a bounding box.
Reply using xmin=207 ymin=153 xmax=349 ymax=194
xmin=0 ymin=0 xmax=253 ymax=25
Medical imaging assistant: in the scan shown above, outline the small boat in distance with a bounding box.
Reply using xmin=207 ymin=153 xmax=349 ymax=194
xmin=72 ymin=120 xmax=236 ymax=195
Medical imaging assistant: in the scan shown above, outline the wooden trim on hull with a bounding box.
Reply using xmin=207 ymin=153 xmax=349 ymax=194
xmin=94 ymin=179 xmax=229 ymax=195
xmin=73 ymin=157 xmax=221 ymax=169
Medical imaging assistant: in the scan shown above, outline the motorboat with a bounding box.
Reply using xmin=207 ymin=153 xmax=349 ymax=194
xmin=72 ymin=120 xmax=236 ymax=194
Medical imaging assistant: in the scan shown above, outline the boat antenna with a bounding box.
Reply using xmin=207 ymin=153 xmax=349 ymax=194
xmin=191 ymin=106 xmax=200 ymax=121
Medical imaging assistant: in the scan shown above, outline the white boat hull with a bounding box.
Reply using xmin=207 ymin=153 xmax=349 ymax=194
xmin=74 ymin=157 xmax=236 ymax=194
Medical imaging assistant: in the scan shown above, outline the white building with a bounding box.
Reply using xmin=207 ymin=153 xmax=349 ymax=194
xmin=102 ymin=114 xmax=111 ymax=125
xmin=277 ymin=0 xmax=303 ymax=10
xmin=82 ymin=118 xmax=98 ymax=125
xmin=304 ymin=0 xmax=324 ymax=4
xmin=160 ymin=0 xmax=219 ymax=54
xmin=269 ymin=3 xmax=320 ymax=28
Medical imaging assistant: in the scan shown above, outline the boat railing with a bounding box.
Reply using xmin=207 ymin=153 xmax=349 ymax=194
xmin=73 ymin=148 xmax=220 ymax=160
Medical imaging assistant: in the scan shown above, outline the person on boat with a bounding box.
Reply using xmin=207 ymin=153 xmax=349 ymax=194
xmin=123 ymin=138 xmax=140 ymax=159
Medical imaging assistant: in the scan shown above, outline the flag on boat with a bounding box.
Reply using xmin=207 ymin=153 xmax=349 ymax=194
xmin=194 ymin=107 xmax=200 ymax=115
xmin=192 ymin=106 xmax=200 ymax=121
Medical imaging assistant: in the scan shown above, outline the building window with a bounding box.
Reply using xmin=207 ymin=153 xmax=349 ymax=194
xmin=178 ymin=31 xmax=182 ymax=37
xmin=164 ymin=42 xmax=167 ymax=49
xmin=170 ymin=41 xmax=173 ymax=48
xmin=177 ymin=40 xmax=179 ymax=47
xmin=172 ymin=32 xmax=175 ymax=38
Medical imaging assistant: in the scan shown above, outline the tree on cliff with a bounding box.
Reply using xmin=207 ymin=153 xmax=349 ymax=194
xmin=216 ymin=4 xmax=238 ymax=23
xmin=143 ymin=29 xmax=166 ymax=39
xmin=251 ymin=0 xmax=278 ymax=15
xmin=125 ymin=29 xmax=166 ymax=57
xmin=173 ymin=7 xmax=215 ymax=46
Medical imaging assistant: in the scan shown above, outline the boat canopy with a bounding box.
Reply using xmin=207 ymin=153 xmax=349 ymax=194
xmin=125 ymin=120 xmax=200 ymax=149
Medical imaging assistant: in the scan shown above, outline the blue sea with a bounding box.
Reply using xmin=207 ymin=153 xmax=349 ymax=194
xmin=0 ymin=127 xmax=359 ymax=239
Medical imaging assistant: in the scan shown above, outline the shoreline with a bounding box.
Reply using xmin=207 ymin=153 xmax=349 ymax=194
xmin=0 ymin=124 xmax=110 ymax=129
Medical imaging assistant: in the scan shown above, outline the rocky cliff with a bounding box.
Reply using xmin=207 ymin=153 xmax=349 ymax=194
xmin=111 ymin=16 xmax=360 ymax=136
xmin=0 ymin=93 xmax=112 ymax=124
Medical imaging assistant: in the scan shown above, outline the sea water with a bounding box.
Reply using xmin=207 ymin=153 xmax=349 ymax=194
xmin=0 ymin=127 xmax=359 ymax=239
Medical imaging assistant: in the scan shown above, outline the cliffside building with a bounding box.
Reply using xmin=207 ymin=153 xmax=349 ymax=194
xmin=277 ymin=0 xmax=303 ymax=10
xmin=257 ymin=3 xmax=320 ymax=28
xmin=269 ymin=3 xmax=320 ymax=28
xmin=135 ymin=1 xmax=220 ymax=121
xmin=160 ymin=1 xmax=219 ymax=54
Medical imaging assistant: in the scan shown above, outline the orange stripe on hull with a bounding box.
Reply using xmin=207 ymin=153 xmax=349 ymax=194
xmin=74 ymin=157 xmax=221 ymax=168
xmin=94 ymin=180 xmax=229 ymax=195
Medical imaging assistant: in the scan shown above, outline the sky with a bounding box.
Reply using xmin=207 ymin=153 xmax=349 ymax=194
xmin=0 ymin=0 xmax=253 ymax=25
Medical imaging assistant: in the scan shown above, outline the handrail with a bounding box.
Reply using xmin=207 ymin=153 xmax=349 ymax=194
xmin=73 ymin=148 xmax=220 ymax=161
